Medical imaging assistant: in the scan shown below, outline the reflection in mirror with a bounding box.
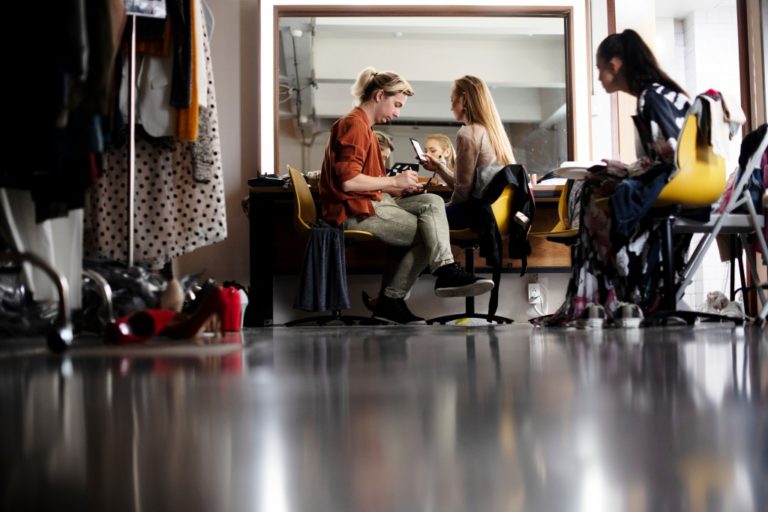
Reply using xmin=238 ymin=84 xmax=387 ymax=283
xmin=277 ymin=16 xmax=568 ymax=178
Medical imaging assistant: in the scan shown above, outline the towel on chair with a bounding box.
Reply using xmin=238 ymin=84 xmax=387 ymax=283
xmin=293 ymin=220 xmax=351 ymax=312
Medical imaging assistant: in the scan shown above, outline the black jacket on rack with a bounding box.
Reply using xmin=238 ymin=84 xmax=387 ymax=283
xmin=5 ymin=0 xmax=126 ymax=222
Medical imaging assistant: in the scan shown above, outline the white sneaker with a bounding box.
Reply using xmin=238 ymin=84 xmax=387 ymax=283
xmin=614 ymin=302 xmax=643 ymax=328
xmin=577 ymin=304 xmax=606 ymax=329
xmin=720 ymin=301 xmax=744 ymax=320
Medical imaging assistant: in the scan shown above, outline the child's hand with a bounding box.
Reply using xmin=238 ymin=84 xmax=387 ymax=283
xmin=420 ymin=154 xmax=439 ymax=171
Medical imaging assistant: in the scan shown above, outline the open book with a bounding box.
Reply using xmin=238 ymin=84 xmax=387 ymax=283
xmin=552 ymin=160 xmax=606 ymax=180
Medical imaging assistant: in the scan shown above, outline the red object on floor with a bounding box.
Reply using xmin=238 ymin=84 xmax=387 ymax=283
xmin=104 ymin=309 xmax=177 ymax=344
xmin=161 ymin=286 xmax=241 ymax=338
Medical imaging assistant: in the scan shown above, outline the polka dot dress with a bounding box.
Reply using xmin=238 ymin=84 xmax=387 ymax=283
xmin=84 ymin=23 xmax=226 ymax=270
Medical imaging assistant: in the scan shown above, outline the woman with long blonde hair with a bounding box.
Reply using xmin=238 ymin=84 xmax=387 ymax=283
xmin=422 ymin=75 xmax=516 ymax=227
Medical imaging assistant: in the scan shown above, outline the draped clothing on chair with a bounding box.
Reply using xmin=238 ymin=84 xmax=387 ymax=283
xmin=293 ymin=220 xmax=351 ymax=312
xmin=455 ymin=164 xmax=534 ymax=272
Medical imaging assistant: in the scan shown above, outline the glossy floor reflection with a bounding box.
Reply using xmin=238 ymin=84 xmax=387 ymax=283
xmin=1 ymin=325 xmax=766 ymax=512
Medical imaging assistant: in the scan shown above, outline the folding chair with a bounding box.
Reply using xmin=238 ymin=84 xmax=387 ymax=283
xmin=647 ymin=116 xmax=767 ymax=325
xmin=669 ymin=127 xmax=768 ymax=322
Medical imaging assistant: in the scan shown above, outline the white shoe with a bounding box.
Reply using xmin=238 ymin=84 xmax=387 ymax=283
xmin=720 ymin=301 xmax=744 ymax=319
xmin=614 ymin=302 xmax=643 ymax=328
xmin=577 ymin=304 xmax=606 ymax=329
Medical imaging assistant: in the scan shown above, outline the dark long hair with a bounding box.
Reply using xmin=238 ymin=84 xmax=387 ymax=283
xmin=597 ymin=29 xmax=686 ymax=96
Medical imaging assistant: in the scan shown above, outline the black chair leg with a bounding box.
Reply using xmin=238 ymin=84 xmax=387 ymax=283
xmin=661 ymin=215 xmax=676 ymax=311
xmin=487 ymin=267 xmax=501 ymax=318
xmin=285 ymin=310 xmax=389 ymax=326
xmin=464 ymin=246 xmax=475 ymax=316
xmin=736 ymin=237 xmax=747 ymax=299
xmin=643 ymin=214 xmax=743 ymax=327
xmin=729 ymin=235 xmax=737 ymax=301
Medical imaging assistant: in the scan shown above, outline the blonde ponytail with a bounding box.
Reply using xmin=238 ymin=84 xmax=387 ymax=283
xmin=350 ymin=67 xmax=415 ymax=106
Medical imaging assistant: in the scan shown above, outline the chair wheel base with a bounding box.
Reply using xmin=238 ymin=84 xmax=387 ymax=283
xmin=285 ymin=314 xmax=389 ymax=327
xmin=47 ymin=326 xmax=74 ymax=353
xmin=427 ymin=313 xmax=513 ymax=325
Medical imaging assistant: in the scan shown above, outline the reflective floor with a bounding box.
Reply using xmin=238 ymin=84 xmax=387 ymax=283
xmin=1 ymin=325 xmax=766 ymax=512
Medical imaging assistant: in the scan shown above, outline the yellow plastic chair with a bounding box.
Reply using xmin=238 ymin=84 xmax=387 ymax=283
xmin=647 ymin=110 xmax=733 ymax=325
xmin=286 ymin=165 xmax=381 ymax=326
xmin=659 ymin=122 xmax=768 ymax=324
xmin=529 ymin=183 xmax=579 ymax=244
xmin=288 ymin=165 xmax=375 ymax=242
xmin=428 ymin=185 xmax=515 ymax=324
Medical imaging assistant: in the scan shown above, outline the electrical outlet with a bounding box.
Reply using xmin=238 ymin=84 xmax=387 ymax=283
xmin=528 ymin=283 xmax=542 ymax=303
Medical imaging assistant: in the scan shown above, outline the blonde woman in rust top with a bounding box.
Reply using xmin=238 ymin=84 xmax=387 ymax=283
xmin=319 ymin=67 xmax=494 ymax=324
xmin=422 ymin=75 xmax=516 ymax=228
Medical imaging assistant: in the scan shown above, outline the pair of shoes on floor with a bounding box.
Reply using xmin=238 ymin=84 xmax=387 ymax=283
xmin=614 ymin=302 xmax=644 ymax=328
xmin=433 ymin=263 xmax=494 ymax=298
xmin=105 ymin=286 xmax=241 ymax=343
xmin=363 ymin=262 xmax=492 ymax=311
xmin=575 ymin=302 xmax=644 ymax=329
xmin=372 ymin=295 xmax=426 ymax=325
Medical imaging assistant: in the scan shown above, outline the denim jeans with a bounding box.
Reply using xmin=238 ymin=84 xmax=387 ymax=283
xmin=344 ymin=193 xmax=454 ymax=298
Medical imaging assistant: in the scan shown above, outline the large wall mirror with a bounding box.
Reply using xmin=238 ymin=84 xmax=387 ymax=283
xmin=275 ymin=6 xmax=574 ymax=178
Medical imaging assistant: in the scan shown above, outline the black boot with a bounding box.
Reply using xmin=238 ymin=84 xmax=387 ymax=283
xmin=372 ymin=295 xmax=426 ymax=324
xmin=433 ymin=263 xmax=494 ymax=297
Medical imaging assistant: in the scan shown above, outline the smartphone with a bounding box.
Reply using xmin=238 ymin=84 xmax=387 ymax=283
xmin=410 ymin=138 xmax=427 ymax=162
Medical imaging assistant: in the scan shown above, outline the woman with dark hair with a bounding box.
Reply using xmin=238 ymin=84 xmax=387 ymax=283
xmin=543 ymin=29 xmax=691 ymax=327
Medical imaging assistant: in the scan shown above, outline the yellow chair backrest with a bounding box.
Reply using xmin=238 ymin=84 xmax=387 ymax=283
xmin=490 ymin=185 xmax=515 ymax=238
xmin=452 ymin=184 xmax=516 ymax=241
xmin=654 ymin=111 xmax=726 ymax=207
xmin=555 ymin=183 xmax=570 ymax=231
xmin=288 ymin=165 xmax=316 ymax=233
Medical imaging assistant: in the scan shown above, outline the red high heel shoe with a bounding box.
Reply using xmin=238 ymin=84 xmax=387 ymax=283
xmin=105 ymin=309 xmax=177 ymax=344
xmin=160 ymin=286 xmax=241 ymax=339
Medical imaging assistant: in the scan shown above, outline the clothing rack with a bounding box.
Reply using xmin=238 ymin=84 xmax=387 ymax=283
xmin=128 ymin=14 xmax=138 ymax=266
xmin=126 ymin=3 xmax=168 ymax=265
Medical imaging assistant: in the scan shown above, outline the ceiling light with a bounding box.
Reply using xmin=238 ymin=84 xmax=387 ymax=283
xmin=290 ymin=28 xmax=303 ymax=38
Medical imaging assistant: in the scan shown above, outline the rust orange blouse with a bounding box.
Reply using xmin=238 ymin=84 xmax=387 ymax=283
xmin=319 ymin=108 xmax=386 ymax=225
